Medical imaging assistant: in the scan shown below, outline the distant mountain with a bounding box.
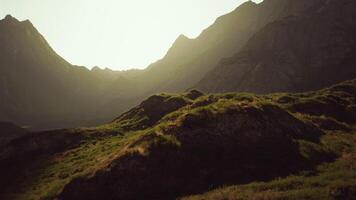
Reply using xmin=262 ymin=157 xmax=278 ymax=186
xmin=0 ymin=15 xmax=139 ymax=130
xmin=1 ymin=78 xmax=355 ymax=199
xmin=196 ymin=0 xmax=356 ymax=93
xmin=1 ymin=0 xmax=356 ymax=130
xmin=135 ymin=0 xmax=328 ymax=94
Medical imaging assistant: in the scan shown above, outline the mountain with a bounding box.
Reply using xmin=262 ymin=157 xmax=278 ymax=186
xmin=0 ymin=78 xmax=355 ymax=199
xmin=0 ymin=1 xmax=356 ymax=199
xmin=134 ymin=0 xmax=329 ymax=94
xmin=0 ymin=15 xmax=140 ymax=130
xmin=2 ymin=0 xmax=356 ymax=130
xmin=196 ymin=0 xmax=356 ymax=93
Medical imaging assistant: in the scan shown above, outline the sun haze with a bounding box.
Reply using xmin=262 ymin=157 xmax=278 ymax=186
xmin=0 ymin=0 xmax=262 ymax=70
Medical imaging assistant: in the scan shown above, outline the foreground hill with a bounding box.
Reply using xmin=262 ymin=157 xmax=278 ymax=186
xmin=0 ymin=79 xmax=355 ymax=200
xmin=197 ymin=0 xmax=356 ymax=93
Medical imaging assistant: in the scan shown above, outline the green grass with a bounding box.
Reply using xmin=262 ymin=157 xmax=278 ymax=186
xmin=181 ymin=132 xmax=356 ymax=200
xmin=2 ymin=130 xmax=143 ymax=200
xmin=2 ymin=81 xmax=355 ymax=199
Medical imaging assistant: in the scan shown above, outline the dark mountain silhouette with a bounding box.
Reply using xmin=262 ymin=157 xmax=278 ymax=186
xmin=196 ymin=0 xmax=356 ymax=93
xmin=0 ymin=15 xmax=141 ymax=130
xmin=134 ymin=0 xmax=329 ymax=94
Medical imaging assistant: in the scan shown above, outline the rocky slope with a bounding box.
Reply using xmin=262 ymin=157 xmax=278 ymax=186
xmin=197 ymin=0 xmax=356 ymax=93
xmin=0 ymin=79 xmax=355 ymax=200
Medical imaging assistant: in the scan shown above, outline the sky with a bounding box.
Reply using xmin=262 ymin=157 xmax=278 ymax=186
xmin=0 ymin=0 xmax=262 ymax=70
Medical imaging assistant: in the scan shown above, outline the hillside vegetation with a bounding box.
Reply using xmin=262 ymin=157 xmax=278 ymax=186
xmin=0 ymin=79 xmax=355 ymax=200
xmin=2 ymin=0 xmax=355 ymax=130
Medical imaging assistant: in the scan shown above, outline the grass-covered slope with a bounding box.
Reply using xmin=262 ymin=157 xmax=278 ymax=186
xmin=182 ymin=131 xmax=356 ymax=200
xmin=0 ymin=80 xmax=355 ymax=200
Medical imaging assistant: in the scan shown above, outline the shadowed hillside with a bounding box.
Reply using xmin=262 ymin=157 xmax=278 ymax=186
xmin=134 ymin=0 xmax=329 ymax=94
xmin=197 ymin=0 xmax=356 ymax=93
xmin=1 ymin=0 xmax=356 ymax=130
xmin=0 ymin=15 xmax=141 ymax=130
xmin=0 ymin=79 xmax=355 ymax=200
xmin=0 ymin=0 xmax=356 ymax=199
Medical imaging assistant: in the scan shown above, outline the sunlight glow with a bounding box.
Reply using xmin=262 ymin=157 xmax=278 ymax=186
xmin=0 ymin=0 xmax=262 ymax=70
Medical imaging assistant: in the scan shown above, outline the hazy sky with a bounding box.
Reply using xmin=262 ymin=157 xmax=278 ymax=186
xmin=0 ymin=0 xmax=262 ymax=70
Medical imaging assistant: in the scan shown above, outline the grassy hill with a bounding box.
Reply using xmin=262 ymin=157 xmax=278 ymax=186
xmin=0 ymin=79 xmax=355 ymax=200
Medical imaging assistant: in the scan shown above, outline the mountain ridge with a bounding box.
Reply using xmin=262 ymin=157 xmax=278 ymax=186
xmin=1 ymin=0 xmax=356 ymax=130
xmin=0 ymin=1 xmax=355 ymax=199
xmin=196 ymin=0 xmax=356 ymax=93
xmin=0 ymin=14 xmax=137 ymax=130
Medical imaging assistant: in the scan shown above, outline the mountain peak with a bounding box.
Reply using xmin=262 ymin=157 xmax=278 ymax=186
xmin=160 ymin=34 xmax=192 ymax=60
xmin=2 ymin=14 xmax=19 ymax=23
xmin=173 ymin=34 xmax=191 ymax=46
xmin=172 ymin=33 xmax=190 ymax=46
xmin=1 ymin=15 xmax=34 ymax=28
xmin=4 ymin=14 xmax=15 ymax=20
xmin=234 ymin=0 xmax=257 ymax=10
xmin=177 ymin=34 xmax=189 ymax=40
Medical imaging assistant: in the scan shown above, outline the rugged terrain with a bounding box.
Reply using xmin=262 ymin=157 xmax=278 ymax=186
xmin=197 ymin=0 xmax=356 ymax=93
xmin=0 ymin=79 xmax=355 ymax=200
xmin=2 ymin=0 xmax=356 ymax=130
xmin=0 ymin=0 xmax=356 ymax=199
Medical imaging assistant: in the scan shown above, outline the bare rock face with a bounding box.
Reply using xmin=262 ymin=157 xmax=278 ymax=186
xmin=197 ymin=0 xmax=356 ymax=94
